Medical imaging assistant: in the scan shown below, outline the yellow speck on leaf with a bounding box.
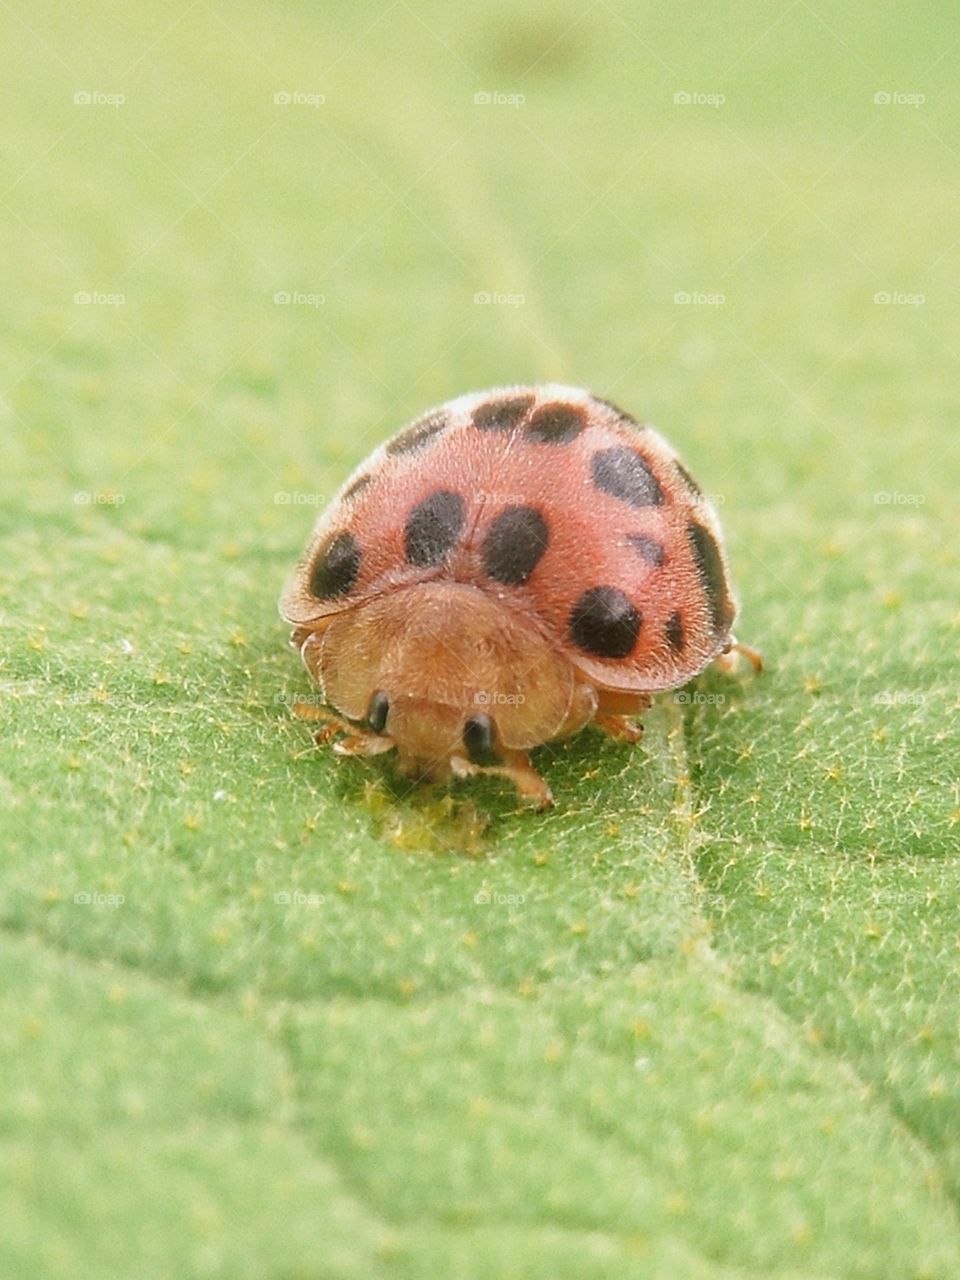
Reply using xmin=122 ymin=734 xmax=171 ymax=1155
xmin=790 ymin=1220 xmax=812 ymax=1246
xmin=543 ymin=1039 xmax=565 ymax=1063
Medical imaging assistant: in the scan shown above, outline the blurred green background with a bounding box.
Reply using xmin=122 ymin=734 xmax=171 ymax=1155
xmin=2 ymin=1 xmax=959 ymax=1277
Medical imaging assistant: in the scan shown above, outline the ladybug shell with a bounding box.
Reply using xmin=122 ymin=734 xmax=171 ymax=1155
xmin=280 ymin=385 xmax=738 ymax=693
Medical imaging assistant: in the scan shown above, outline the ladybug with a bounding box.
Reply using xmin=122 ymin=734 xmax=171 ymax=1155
xmin=280 ymin=385 xmax=761 ymax=808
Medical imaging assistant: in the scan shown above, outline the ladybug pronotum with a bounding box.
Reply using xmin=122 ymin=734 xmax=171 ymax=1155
xmin=280 ymin=385 xmax=761 ymax=808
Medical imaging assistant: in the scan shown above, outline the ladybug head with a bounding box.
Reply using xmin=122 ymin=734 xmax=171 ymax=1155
xmin=371 ymin=696 xmax=495 ymax=782
xmin=304 ymin=582 xmax=581 ymax=783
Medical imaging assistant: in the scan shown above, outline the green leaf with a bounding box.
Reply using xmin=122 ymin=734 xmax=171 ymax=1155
xmin=2 ymin=1 xmax=958 ymax=1277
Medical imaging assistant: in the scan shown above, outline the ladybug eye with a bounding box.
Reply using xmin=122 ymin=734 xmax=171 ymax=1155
xmin=367 ymin=691 xmax=390 ymax=734
xmin=463 ymin=714 xmax=495 ymax=764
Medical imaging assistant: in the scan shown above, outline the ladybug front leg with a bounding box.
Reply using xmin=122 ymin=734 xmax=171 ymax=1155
xmin=451 ymin=749 xmax=554 ymax=810
xmin=591 ymin=689 xmax=651 ymax=744
xmin=288 ymin=618 xmax=334 ymax=653
xmin=593 ymin=714 xmax=644 ymax=744
xmin=291 ymin=699 xmax=394 ymax=756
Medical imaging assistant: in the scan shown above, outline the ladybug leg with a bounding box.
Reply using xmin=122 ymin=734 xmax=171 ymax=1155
xmin=291 ymin=698 xmax=350 ymax=742
xmin=451 ymin=750 xmax=554 ymax=810
xmin=288 ymin=618 xmax=334 ymax=653
xmin=592 ymin=689 xmax=651 ymax=744
xmin=291 ymin=699 xmax=394 ymax=756
xmin=593 ymin=714 xmax=644 ymax=745
xmin=715 ymin=638 xmax=764 ymax=675
xmin=333 ymin=733 xmax=395 ymax=758
xmin=289 ymin=626 xmax=312 ymax=652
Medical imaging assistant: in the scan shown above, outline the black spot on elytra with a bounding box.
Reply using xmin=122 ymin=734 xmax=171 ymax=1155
xmin=595 ymin=396 xmax=643 ymax=428
xmin=463 ymin=714 xmax=496 ymax=764
xmin=626 ymin=533 xmax=666 ymax=567
xmin=666 ymin=610 xmax=684 ymax=652
xmin=687 ymin=521 xmax=734 ymax=633
xmin=310 ymin=530 xmax=361 ymax=598
xmin=367 ymin=691 xmax=389 ymax=733
xmin=386 ymin=411 xmax=449 ymax=456
xmin=526 ymin=402 xmax=586 ymax=444
xmin=404 ymin=490 xmax=465 ymax=566
xmin=342 ymin=473 xmax=372 ymax=501
xmin=568 ymin=586 xmax=641 ymax=659
xmin=472 ymin=394 xmax=534 ymax=432
xmin=592 ymin=446 xmax=664 ymax=508
xmin=674 ymin=459 xmax=703 ymax=497
xmin=482 ymin=506 xmax=549 ymax=585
